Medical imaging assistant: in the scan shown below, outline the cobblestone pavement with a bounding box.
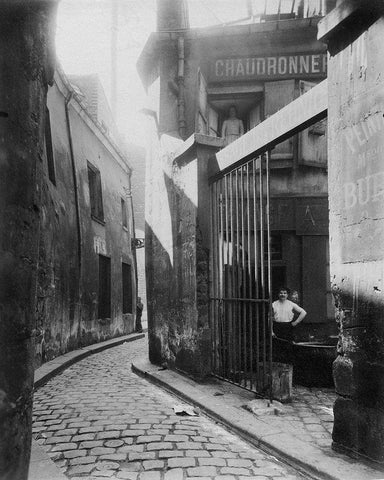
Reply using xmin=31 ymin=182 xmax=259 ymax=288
xmin=249 ymin=384 xmax=335 ymax=453
xmin=32 ymin=337 xmax=305 ymax=480
xmin=286 ymin=385 xmax=335 ymax=451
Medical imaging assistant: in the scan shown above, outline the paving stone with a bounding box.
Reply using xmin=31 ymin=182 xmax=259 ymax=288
xmin=136 ymin=435 xmax=162 ymax=443
xmin=168 ymin=457 xmax=196 ymax=468
xmin=138 ymin=472 xmax=161 ymax=480
xmin=211 ymin=451 xmax=237 ymax=459
xmin=121 ymin=430 xmax=146 ymax=437
xmin=96 ymin=461 xmax=120 ymax=470
xmin=51 ymin=442 xmax=78 ymax=451
xmin=147 ymin=442 xmax=172 ymax=450
xmin=69 ymin=455 xmax=98 ymax=465
xmin=116 ymin=472 xmax=138 ymax=479
xmin=118 ymin=445 xmax=142 ymax=454
xmin=105 ymin=424 xmax=127 ymax=431
xmin=91 ymin=471 xmax=116 ymax=477
xmin=205 ymin=443 xmax=227 ymax=451
xmin=146 ymin=429 xmax=169 ymax=435
xmin=198 ymin=457 xmax=226 ymax=466
xmin=99 ymin=453 xmax=127 ymax=461
xmin=143 ymin=460 xmax=165 ymax=470
xmin=80 ymin=440 xmax=104 ymax=449
xmin=129 ymin=452 xmax=156 ymax=461
xmin=187 ymin=466 xmax=217 ymax=476
xmin=72 ymin=433 xmax=96 ymax=442
xmin=48 ymin=451 xmax=64 ymax=461
xmin=227 ymin=458 xmax=253 ymax=468
xmin=177 ymin=442 xmax=202 ymax=450
xmin=103 ymin=439 xmax=124 ymax=448
xmin=220 ymin=467 xmax=250 ymax=475
xmin=158 ymin=450 xmax=184 ymax=458
xmin=239 ymin=477 xmax=268 ymax=480
xmin=185 ymin=450 xmax=211 ymax=458
xmin=67 ymin=463 xmax=95 ymax=475
xmin=164 ymin=469 xmax=183 ymax=480
xmin=97 ymin=431 xmax=122 ymax=440
xmin=44 ymin=419 xmax=63 ymax=426
xmin=45 ymin=435 xmax=72 ymax=444
xmin=54 ymin=428 xmax=78 ymax=436
xmin=63 ymin=449 xmax=87 ymax=459
xmin=164 ymin=434 xmax=189 ymax=442
xmin=90 ymin=447 xmax=116 ymax=455
xmin=121 ymin=462 xmax=141 ymax=472
xmin=68 ymin=421 xmax=91 ymax=428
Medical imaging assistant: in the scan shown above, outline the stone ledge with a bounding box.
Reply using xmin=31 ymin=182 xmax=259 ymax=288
xmin=318 ymin=0 xmax=384 ymax=43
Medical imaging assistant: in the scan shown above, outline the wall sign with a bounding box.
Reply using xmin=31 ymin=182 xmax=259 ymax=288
xmin=210 ymin=53 xmax=327 ymax=82
xmin=296 ymin=198 xmax=329 ymax=236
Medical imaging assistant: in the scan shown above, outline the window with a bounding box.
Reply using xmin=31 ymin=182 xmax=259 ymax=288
xmin=264 ymin=80 xmax=295 ymax=160
xmin=45 ymin=107 xmax=56 ymax=185
xmin=122 ymin=262 xmax=133 ymax=314
xmin=87 ymin=163 xmax=104 ymax=222
xmin=98 ymin=255 xmax=111 ymax=318
xmin=121 ymin=197 xmax=128 ymax=229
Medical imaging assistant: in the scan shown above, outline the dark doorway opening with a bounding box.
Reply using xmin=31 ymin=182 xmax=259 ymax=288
xmin=98 ymin=254 xmax=111 ymax=318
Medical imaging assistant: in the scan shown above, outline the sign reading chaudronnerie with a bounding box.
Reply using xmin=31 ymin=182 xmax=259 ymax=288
xmin=210 ymin=53 xmax=327 ymax=81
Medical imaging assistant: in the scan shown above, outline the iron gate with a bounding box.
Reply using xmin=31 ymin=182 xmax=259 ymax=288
xmin=210 ymin=154 xmax=273 ymax=398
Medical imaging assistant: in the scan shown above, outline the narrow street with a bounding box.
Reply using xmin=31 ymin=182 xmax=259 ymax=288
xmin=32 ymin=336 xmax=304 ymax=480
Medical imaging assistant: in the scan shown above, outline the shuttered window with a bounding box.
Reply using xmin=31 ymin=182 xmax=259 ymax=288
xmin=87 ymin=162 xmax=104 ymax=222
xmin=264 ymin=80 xmax=295 ymax=159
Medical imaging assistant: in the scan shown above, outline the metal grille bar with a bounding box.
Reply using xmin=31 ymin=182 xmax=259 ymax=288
xmin=210 ymin=155 xmax=272 ymax=398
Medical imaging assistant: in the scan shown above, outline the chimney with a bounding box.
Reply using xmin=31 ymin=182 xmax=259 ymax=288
xmin=157 ymin=0 xmax=189 ymax=31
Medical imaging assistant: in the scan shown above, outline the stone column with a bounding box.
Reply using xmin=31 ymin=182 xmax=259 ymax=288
xmin=319 ymin=1 xmax=384 ymax=464
xmin=0 ymin=2 xmax=57 ymax=478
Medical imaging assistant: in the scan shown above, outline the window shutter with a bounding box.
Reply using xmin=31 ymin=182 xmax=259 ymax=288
xmin=298 ymin=80 xmax=327 ymax=167
xmin=264 ymin=80 xmax=295 ymax=159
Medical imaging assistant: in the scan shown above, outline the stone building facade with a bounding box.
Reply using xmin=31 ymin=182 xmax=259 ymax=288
xmin=34 ymin=68 xmax=137 ymax=367
xmin=319 ymin=0 xmax=384 ymax=464
xmin=138 ymin=4 xmax=335 ymax=377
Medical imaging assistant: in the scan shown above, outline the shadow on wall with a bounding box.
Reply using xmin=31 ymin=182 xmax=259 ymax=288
xmin=145 ymin=166 xmax=211 ymax=379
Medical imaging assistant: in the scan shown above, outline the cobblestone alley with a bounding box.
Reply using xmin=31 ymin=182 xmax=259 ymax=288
xmin=32 ymin=336 xmax=305 ymax=480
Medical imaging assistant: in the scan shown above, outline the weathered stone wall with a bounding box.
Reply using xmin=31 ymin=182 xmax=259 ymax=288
xmin=0 ymin=3 xmax=57 ymax=478
xmin=324 ymin=10 xmax=384 ymax=463
xmin=34 ymin=72 xmax=136 ymax=367
xmin=145 ymin=134 xmax=214 ymax=376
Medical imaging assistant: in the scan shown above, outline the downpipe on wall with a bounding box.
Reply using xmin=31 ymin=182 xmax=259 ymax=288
xmin=65 ymin=91 xmax=83 ymax=334
xmin=177 ymin=35 xmax=186 ymax=139
xmin=127 ymin=174 xmax=138 ymax=315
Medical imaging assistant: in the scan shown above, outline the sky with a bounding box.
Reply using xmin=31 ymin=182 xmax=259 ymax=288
xmin=55 ymin=0 xmax=263 ymax=146
xmin=55 ymin=1 xmax=305 ymax=146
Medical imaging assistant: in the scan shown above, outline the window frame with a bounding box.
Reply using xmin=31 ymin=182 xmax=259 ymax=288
xmin=87 ymin=162 xmax=105 ymax=224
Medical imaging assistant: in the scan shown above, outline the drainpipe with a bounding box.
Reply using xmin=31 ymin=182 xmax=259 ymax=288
xmin=65 ymin=92 xmax=83 ymax=326
xmin=177 ymin=34 xmax=186 ymax=139
xmin=127 ymin=173 xmax=138 ymax=310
